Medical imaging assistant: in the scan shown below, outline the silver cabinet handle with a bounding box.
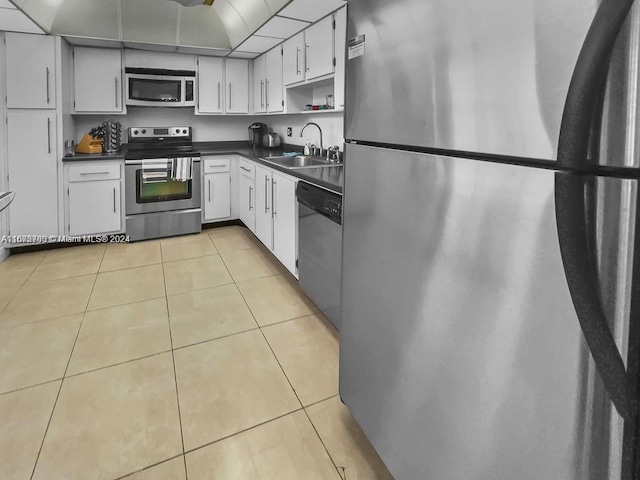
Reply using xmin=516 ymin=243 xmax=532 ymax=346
xmin=296 ymin=47 xmax=300 ymax=75
xmin=217 ymin=81 xmax=221 ymax=110
xmin=228 ymin=82 xmax=232 ymax=110
xmin=80 ymin=171 xmax=110 ymax=176
xmin=266 ymin=79 xmax=269 ymax=110
xmin=305 ymin=44 xmax=310 ymax=73
xmin=115 ymin=77 xmax=119 ymax=108
xmin=46 ymin=67 xmax=50 ymax=104
xmin=47 ymin=117 xmax=51 ymax=154
xmin=113 ymin=187 xmax=117 ymax=213
xmin=208 ymin=178 xmax=211 ymax=202
xmin=207 ymin=165 xmax=227 ymax=170
xmin=249 ymin=185 xmax=253 ymax=211
xmin=272 ymin=179 xmax=277 ymax=217
xmin=260 ymin=80 xmax=264 ymax=109
xmin=264 ymin=175 xmax=269 ymax=213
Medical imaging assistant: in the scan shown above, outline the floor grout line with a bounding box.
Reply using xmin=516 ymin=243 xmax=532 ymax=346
xmin=29 ymin=246 xmax=106 ymax=480
xmin=63 ymin=349 xmax=174 ymax=379
xmin=113 ymin=453 xmax=185 ymax=480
xmin=160 ymin=245 xmax=189 ymax=480
xmin=0 ymin=252 xmax=48 ymax=318
xmin=0 ymin=378 xmax=64 ymax=398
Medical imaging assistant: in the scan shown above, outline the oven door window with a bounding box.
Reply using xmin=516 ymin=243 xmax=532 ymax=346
xmin=129 ymin=78 xmax=182 ymax=103
xmin=136 ymin=169 xmax=191 ymax=203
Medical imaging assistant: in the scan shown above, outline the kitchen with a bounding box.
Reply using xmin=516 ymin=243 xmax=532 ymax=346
xmin=1 ymin=0 xmax=640 ymax=479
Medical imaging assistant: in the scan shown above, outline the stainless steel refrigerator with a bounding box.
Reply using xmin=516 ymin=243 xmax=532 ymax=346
xmin=340 ymin=0 xmax=640 ymax=479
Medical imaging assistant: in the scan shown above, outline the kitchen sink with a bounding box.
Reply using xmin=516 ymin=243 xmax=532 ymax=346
xmin=261 ymin=155 xmax=342 ymax=169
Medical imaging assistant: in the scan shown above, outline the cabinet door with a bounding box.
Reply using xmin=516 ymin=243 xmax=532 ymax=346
xmin=6 ymin=33 xmax=56 ymax=109
xmin=74 ymin=47 xmax=123 ymax=113
xmin=272 ymin=173 xmax=297 ymax=276
xmin=266 ymin=46 xmax=284 ymax=113
xmin=69 ymin=180 xmax=121 ymax=236
xmin=305 ymin=15 xmax=335 ymax=81
xmin=283 ymin=33 xmax=305 ymax=86
xmin=333 ymin=6 xmax=347 ymax=110
xmin=203 ymin=173 xmax=231 ymax=221
xmin=225 ymin=59 xmax=249 ymax=114
xmin=198 ymin=56 xmax=224 ymax=114
xmin=7 ymin=111 xmax=58 ymax=237
xmin=239 ymin=174 xmax=255 ymax=231
xmin=253 ymin=54 xmax=267 ymax=114
xmin=254 ymin=165 xmax=273 ymax=249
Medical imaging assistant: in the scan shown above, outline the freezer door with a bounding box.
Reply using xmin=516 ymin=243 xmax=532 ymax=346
xmin=339 ymin=143 xmax=636 ymax=479
xmin=344 ymin=0 xmax=637 ymax=162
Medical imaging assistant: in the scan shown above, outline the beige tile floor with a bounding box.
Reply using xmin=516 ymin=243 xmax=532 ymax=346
xmin=0 ymin=226 xmax=393 ymax=480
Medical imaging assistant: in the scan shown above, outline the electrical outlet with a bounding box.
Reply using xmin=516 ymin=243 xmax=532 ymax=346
xmin=287 ymin=127 xmax=292 ymax=137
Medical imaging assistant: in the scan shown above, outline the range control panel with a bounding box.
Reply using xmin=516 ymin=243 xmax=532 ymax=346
xmin=296 ymin=181 xmax=342 ymax=225
xmin=128 ymin=126 xmax=192 ymax=141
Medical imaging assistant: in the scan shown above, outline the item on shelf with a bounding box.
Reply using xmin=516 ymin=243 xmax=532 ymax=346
xmin=75 ymin=134 xmax=103 ymax=154
xmin=304 ymin=103 xmax=333 ymax=111
xmin=326 ymin=94 xmax=335 ymax=108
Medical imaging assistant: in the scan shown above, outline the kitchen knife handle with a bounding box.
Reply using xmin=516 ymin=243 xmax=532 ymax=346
xmin=47 ymin=117 xmax=51 ymax=154
xmin=249 ymin=185 xmax=253 ymax=211
xmin=46 ymin=67 xmax=50 ymax=104
xmin=217 ymin=81 xmax=221 ymax=110
xmin=555 ymin=173 xmax=637 ymax=421
xmin=558 ymin=0 xmax=635 ymax=169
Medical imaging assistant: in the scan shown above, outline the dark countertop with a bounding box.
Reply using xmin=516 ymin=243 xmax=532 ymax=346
xmin=62 ymin=141 xmax=344 ymax=194
xmin=194 ymin=141 xmax=344 ymax=194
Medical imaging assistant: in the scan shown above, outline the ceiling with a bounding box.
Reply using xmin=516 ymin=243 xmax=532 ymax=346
xmin=0 ymin=0 xmax=42 ymax=34
xmin=0 ymin=0 xmax=346 ymax=57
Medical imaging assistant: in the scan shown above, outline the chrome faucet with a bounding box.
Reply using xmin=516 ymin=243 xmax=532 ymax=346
xmin=300 ymin=122 xmax=323 ymax=155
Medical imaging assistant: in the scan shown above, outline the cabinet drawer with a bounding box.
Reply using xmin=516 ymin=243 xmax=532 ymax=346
xmin=69 ymin=163 xmax=121 ymax=182
xmin=204 ymin=157 xmax=231 ymax=173
xmin=239 ymin=159 xmax=255 ymax=179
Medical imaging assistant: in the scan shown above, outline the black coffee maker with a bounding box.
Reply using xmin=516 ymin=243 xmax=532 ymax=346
xmin=248 ymin=122 xmax=268 ymax=146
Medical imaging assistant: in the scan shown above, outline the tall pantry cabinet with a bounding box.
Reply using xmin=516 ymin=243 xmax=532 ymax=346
xmin=4 ymin=33 xmax=63 ymax=238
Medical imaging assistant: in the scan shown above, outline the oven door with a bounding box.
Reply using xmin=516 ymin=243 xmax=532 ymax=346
xmin=126 ymin=74 xmax=189 ymax=107
xmin=125 ymin=159 xmax=201 ymax=215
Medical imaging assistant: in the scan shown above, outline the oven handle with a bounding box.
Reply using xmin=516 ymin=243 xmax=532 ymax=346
xmin=125 ymin=157 xmax=201 ymax=166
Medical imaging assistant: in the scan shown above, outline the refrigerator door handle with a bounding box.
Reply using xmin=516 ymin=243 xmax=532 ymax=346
xmin=555 ymin=172 xmax=637 ymax=421
xmin=558 ymin=0 xmax=635 ymax=170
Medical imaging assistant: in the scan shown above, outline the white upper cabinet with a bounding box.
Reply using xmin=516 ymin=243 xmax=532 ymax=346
xmin=333 ymin=6 xmax=347 ymax=109
xmin=283 ymin=32 xmax=305 ymax=86
xmin=73 ymin=47 xmax=123 ymax=113
xmin=266 ymin=46 xmax=284 ymax=113
xmin=5 ymin=33 xmax=56 ymax=109
xmin=253 ymin=54 xmax=267 ymax=114
xmin=305 ymin=15 xmax=335 ymax=81
xmin=197 ymin=56 xmax=225 ymax=114
xmin=225 ymin=59 xmax=250 ymax=114
xmin=282 ymin=14 xmax=335 ymax=86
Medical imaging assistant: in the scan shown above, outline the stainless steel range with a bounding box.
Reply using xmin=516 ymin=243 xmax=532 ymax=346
xmin=124 ymin=126 xmax=201 ymax=241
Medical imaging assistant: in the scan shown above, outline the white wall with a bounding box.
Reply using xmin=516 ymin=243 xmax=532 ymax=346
xmin=73 ymin=108 xmax=344 ymax=149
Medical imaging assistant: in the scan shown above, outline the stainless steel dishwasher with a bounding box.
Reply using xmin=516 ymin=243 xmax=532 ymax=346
xmin=296 ymin=181 xmax=343 ymax=330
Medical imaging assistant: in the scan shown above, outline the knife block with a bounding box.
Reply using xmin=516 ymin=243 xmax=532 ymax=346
xmin=75 ymin=134 xmax=103 ymax=154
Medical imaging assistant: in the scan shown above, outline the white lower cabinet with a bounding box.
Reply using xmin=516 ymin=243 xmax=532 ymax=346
xmin=250 ymin=161 xmax=298 ymax=277
xmin=66 ymin=163 xmax=122 ymax=236
xmin=239 ymin=160 xmax=256 ymax=231
xmin=202 ymin=157 xmax=232 ymax=221
xmin=271 ymin=172 xmax=298 ymax=276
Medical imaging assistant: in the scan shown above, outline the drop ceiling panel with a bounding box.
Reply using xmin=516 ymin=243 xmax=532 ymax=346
xmin=121 ymin=0 xmax=179 ymax=45
xmin=235 ymin=35 xmax=281 ymax=53
xmin=254 ymin=16 xmax=307 ymax=38
xmin=278 ymin=0 xmax=346 ymax=22
xmin=264 ymin=0 xmax=292 ymax=14
xmin=213 ymin=0 xmax=250 ymax=47
xmin=179 ymin=5 xmax=231 ymax=49
xmin=0 ymin=8 xmax=43 ymax=33
xmin=227 ymin=0 xmax=270 ymax=32
xmin=0 ymin=0 xmax=16 ymax=9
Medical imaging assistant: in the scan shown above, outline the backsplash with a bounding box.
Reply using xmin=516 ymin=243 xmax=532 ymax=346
xmin=73 ymin=108 xmax=344 ymax=149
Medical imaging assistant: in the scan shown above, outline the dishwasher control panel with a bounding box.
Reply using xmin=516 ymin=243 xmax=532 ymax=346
xmin=296 ymin=181 xmax=342 ymax=225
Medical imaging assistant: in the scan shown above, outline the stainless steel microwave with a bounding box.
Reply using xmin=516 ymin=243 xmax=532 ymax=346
xmin=125 ymin=68 xmax=195 ymax=107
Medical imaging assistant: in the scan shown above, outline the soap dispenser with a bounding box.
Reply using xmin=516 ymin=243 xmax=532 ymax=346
xmin=304 ymin=140 xmax=311 ymax=156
